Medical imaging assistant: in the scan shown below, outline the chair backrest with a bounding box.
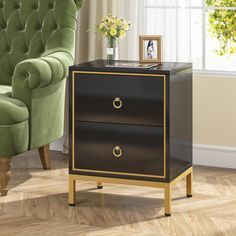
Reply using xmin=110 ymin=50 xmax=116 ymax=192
xmin=0 ymin=0 xmax=82 ymax=85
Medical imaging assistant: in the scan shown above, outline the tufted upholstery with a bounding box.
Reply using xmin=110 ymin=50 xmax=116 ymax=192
xmin=0 ymin=0 xmax=81 ymax=85
xmin=0 ymin=0 xmax=83 ymax=156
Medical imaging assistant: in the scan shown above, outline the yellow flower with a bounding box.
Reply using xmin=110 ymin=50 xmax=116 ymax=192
xmin=110 ymin=25 xmax=117 ymax=31
xmin=110 ymin=28 xmax=117 ymax=36
xmin=124 ymin=23 xmax=129 ymax=31
xmin=115 ymin=19 xmax=122 ymax=26
xmin=120 ymin=30 xmax=126 ymax=38
xmin=96 ymin=15 xmax=131 ymax=39
xmin=102 ymin=16 xmax=109 ymax=22
xmin=99 ymin=23 xmax=105 ymax=29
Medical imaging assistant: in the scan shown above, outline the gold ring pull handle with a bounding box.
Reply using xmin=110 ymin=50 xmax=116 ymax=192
xmin=113 ymin=146 xmax=123 ymax=158
xmin=113 ymin=97 xmax=122 ymax=109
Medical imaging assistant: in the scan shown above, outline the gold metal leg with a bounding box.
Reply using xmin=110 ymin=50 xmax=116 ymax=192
xmin=186 ymin=169 xmax=193 ymax=198
xmin=68 ymin=175 xmax=76 ymax=206
xmin=97 ymin=182 xmax=103 ymax=189
xmin=164 ymin=184 xmax=172 ymax=216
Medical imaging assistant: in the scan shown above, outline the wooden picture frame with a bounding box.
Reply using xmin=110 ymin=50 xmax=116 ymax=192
xmin=139 ymin=35 xmax=163 ymax=63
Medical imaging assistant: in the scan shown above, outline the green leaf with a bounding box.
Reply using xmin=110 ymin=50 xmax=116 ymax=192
xmin=207 ymin=5 xmax=236 ymax=56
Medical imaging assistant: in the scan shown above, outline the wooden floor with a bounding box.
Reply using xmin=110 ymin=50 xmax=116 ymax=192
xmin=0 ymin=150 xmax=235 ymax=236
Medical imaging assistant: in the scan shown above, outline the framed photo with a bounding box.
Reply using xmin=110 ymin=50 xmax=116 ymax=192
xmin=139 ymin=35 xmax=163 ymax=63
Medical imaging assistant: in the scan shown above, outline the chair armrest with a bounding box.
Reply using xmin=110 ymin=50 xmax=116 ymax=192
xmin=12 ymin=51 xmax=73 ymax=90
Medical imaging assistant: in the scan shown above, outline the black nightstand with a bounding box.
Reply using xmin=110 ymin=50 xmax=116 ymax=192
xmin=69 ymin=60 xmax=193 ymax=216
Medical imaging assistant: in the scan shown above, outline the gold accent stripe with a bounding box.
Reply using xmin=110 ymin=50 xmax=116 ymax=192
xmin=171 ymin=167 xmax=193 ymax=187
xmin=72 ymin=70 xmax=167 ymax=179
xmin=72 ymin=71 xmax=74 ymax=173
xmin=69 ymin=167 xmax=193 ymax=189
xmin=69 ymin=174 xmax=167 ymax=188
xmin=73 ymin=70 xmax=165 ymax=77
xmin=163 ymin=73 xmax=166 ymax=178
xmin=74 ymin=168 xmax=165 ymax=179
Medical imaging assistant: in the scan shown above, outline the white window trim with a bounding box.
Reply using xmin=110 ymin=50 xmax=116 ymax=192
xmin=194 ymin=70 xmax=236 ymax=78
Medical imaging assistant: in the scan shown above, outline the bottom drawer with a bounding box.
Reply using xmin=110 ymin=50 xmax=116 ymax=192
xmin=73 ymin=122 xmax=165 ymax=178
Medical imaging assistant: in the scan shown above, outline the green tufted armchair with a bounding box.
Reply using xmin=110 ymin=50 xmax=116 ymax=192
xmin=0 ymin=0 xmax=83 ymax=196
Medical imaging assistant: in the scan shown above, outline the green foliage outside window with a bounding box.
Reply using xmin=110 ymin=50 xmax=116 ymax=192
xmin=206 ymin=0 xmax=236 ymax=55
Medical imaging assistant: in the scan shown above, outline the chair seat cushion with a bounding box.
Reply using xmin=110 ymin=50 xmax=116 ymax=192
xmin=0 ymin=86 xmax=29 ymax=126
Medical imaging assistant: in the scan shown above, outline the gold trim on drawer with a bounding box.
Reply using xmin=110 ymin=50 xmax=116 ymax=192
xmin=71 ymin=70 xmax=167 ymax=179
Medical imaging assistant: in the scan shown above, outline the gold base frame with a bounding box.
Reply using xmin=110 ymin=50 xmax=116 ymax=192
xmin=68 ymin=167 xmax=193 ymax=217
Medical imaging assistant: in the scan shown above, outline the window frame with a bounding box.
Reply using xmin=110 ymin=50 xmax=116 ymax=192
xmin=143 ymin=0 xmax=236 ymax=74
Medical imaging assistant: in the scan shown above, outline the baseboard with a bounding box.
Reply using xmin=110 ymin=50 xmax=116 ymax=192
xmin=193 ymin=144 xmax=236 ymax=169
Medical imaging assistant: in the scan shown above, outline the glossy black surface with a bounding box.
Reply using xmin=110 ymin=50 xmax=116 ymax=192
xmin=69 ymin=60 xmax=193 ymax=183
xmin=169 ymin=68 xmax=193 ymax=180
xmin=74 ymin=73 xmax=164 ymax=126
xmin=74 ymin=122 xmax=164 ymax=177
xmin=70 ymin=60 xmax=192 ymax=75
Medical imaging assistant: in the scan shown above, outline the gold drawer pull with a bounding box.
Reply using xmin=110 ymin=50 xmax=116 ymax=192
xmin=113 ymin=97 xmax=122 ymax=109
xmin=113 ymin=146 xmax=123 ymax=158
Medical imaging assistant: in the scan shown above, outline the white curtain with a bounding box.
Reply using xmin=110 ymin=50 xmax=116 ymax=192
xmin=76 ymin=0 xmax=146 ymax=63
xmin=75 ymin=0 xmax=191 ymax=63
xmin=75 ymin=0 xmax=121 ymax=64
xmin=76 ymin=0 xmax=192 ymax=63
xmin=117 ymin=0 xmax=145 ymax=61
xmin=144 ymin=0 xmax=191 ymax=62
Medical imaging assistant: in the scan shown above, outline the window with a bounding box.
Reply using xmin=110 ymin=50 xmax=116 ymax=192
xmin=144 ymin=0 xmax=236 ymax=72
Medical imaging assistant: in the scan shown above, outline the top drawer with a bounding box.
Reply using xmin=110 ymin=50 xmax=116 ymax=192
xmin=72 ymin=72 xmax=166 ymax=127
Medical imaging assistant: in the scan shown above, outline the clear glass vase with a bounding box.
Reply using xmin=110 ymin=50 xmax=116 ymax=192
xmin=107 ymin=37 xmax=118 ymax=61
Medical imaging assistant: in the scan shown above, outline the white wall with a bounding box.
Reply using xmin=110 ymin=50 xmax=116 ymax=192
xmin=193 ymin=72 xmax=236 ymax=168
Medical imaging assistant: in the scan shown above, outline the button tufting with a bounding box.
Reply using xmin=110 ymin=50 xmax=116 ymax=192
xmin=15 ymin=4 xmax=20 ymax=10
xmin=33 ymin=5 xmax=38 ymax=10
xmin=2 ymin=23 xmax=7 ymax=29
xmin=37 ymin=24 xmax=42 ymax=31
xmin=19 ymin=26 xmax=25 ymax=31
xmin=49 ymin=3 xmax=55 ymax=9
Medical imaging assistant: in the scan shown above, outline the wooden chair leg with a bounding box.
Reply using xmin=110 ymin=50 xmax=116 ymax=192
xmin=0 ymin=157 xmax=11 ymax=196
xmin=38 ymin=144 xmax=51 ymax=170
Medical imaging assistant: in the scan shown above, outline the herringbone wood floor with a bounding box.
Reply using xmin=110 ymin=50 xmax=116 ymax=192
xmin=0 ymin=150 xmax=235 ymax=236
